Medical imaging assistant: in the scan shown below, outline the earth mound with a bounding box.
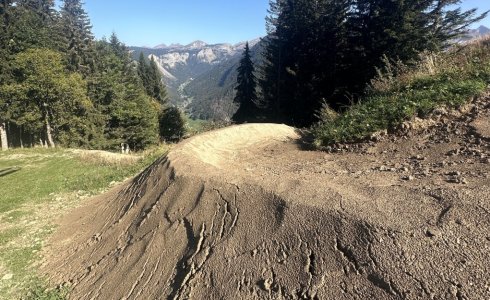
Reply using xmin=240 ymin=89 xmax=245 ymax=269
xmin=43 ymin=106 xmax=490 ymax=299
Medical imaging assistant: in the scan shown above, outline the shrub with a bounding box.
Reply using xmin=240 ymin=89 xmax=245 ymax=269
xmin=314 ymin=38 xmax=490 ymax=147
xmin=159 ymin=106 xmax=186 ymax=142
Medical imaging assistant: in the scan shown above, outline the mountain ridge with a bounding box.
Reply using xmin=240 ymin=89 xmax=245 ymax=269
xmin=129 ymin=38 xmax=262 ymax=119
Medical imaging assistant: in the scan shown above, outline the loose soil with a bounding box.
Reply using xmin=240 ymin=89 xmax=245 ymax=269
xmin=43 ymin=98 xmax=490 ymax=299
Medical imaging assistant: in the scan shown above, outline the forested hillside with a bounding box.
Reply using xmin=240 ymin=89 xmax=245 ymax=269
xmin=257 ymin=0 xmax=487 ymax=128
xmin=0 ymin=0 xmax=182 ymax=151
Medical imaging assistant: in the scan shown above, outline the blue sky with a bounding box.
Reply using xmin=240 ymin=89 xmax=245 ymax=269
xmin=80 ymin=0 xmax=269 ymax=47
xmin=60 ymin=1 xmax=490 ymax=47
xmin=460 ymin=0 xmax=490 ymax=26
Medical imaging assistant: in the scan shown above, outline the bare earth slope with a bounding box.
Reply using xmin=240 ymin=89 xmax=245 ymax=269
xmin=43 ymin=99 xmax=490 ymax=299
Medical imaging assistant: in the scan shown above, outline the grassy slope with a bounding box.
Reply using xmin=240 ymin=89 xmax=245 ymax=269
xmin=0 ymin=147 xmax=167 ymax=299
xmin=314 ymin=38 xmax=490 ymax=146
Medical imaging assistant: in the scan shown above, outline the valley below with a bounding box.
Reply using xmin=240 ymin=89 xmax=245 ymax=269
xmin=130 ymin=39 xmax=263 ymax=120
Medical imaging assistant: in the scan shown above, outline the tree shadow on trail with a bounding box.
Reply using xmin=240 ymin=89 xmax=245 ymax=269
xmin=294 ymin=128 xmax=317 ymax=151
xmin=0 ymin=167 xmax=22 ymax=178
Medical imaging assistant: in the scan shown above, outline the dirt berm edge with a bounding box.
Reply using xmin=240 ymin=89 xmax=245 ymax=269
xmin=43 ymin=123 xmax=490 ymax=299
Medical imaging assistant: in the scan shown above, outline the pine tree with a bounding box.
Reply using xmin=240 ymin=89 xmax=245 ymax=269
xmin=109 ymin=32 xmax=127 ymax=58
xmin=5 ymin=0 xmax=59 ymax=54
xmin=137 ymin=52 xmax=168 ymax=105
xmin=60 ymin=0 xmax=94 ymax=75
xmin=137 ymin=52 xmax=151 ymax=92
xmin=1 ymin=0 xmax=15 ymax=150
xmin=148 ymin=56 xmax=167 ymax=105
xmin=261 ymin=0 xmax=335 ymax=126
xmin=1 ymin=1 xmax=165 ymax=150
xmin=88 ymin=38 xmax=161 ymax=150
xmin=232 ymin=42 xmax=258 ymax=123
xmin=260 ymin=0 xmax=291 ymax=123
xmin=342 ymin=0 xmax=487 ymax=101
xmin=0 ymin=0 xmax=13 ymax=81
xmin=260 ymin=0 xmax=487 ymax=126
xmin=18 ymin=0 xmax=56 ymax=21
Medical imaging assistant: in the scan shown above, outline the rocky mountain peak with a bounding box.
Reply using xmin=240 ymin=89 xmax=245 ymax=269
xmin=476 ymin=25 xmax=490 ymax=35
xmin=153 ymin=43 xmax=167 ymax=49
xmin=186 ymin=40 xmax=208 ymax=49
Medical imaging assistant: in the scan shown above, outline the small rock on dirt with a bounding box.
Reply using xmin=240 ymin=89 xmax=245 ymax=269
xmin=426 ymin=228 xmax=442 ymax=238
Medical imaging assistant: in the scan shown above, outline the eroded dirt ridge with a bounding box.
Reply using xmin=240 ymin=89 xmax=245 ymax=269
xmin=43 ymin=103 xmax=490 ymax=299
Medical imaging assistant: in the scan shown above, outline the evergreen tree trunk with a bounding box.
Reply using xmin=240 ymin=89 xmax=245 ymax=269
xmin=0 ymin=121 xmax=8 ymax=151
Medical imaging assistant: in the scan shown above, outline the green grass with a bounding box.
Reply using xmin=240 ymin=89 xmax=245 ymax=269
xmin=185 ymin=117 xmax=210 ymax=136
xmin=314 ymin=38 xmax=490 ymax=146
xmin=185 ymin=117 xmax=232 ymax=137
xmin=0 ymin=148 xmax=166 ymax=213
xmin=0 ymin=146 xmax=168 ymax=299
xmin=0 ymin=228 xmax=23 ymax=245
xmin=23 ymin=283 xmax=69 ymax=300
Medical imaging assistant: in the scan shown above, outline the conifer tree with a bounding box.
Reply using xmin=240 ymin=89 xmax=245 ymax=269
xmin=4 ymin=0 xmax=59 ymax=53
xmin=88 ymin=38 xmax=161 ymax=150
xmin=18 ymin=0 xmax=56 ymax=21
xmin=60 ymin=0 xmax=94 ymax=75
xmin=159 ymin=106 xmax=186 ymax=142
xmin=0 ymin=0 xmax=57 ymax=146
xmin=137 ymin=52 xmax=151 ymax=90
xmin=109 ymin=32 xmax=127 ymax=58
xmin=260 ymin=0 xmax=487 ymax=126
xmin=0 ymin=0 xmax=166 ymax=150
xmin=148 ymin=56 xmax=168 ymax=105
xmin=137 ymin=52 xmax=168 ymax=105
xmin=232 ymin=42 xmax=258 ymax=123
xmin=0 ymin=0 xmax=14 ymax=150
xmin=0 ymin=0 xmax=13 ymax=79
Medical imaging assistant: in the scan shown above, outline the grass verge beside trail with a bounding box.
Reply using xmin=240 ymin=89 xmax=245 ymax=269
xmin=185 ymin=117 xmax=232 ymax=137
xmin=0 ymin=146 xmax=168 ymax=299
xmin=314 ymin=38 xmax=490 ymax=147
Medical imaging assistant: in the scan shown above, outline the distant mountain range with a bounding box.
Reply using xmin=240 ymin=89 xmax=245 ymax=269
xmin=130 ymin=39 xmax=262 ymax=120
xmin=461 ymin=25 xmax=490 ymax=41
xmin=130 ymin=25 xmax=490 ymax=120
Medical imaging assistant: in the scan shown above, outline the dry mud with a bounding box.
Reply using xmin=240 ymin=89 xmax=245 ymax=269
xmin=43 ymin=103 xmax=490 ymax=299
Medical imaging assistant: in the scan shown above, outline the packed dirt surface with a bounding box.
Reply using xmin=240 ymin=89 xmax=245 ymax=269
xmin=43 ymin=98 xmax=490 ymax=299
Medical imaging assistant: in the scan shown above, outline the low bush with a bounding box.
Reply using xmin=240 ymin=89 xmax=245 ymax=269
xmin=314 ymin=38 xmax=490 ymax=147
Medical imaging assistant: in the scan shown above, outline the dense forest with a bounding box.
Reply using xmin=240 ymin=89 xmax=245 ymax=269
xmin=235 ymin=0 xmax=486 ymax=127
xmin=0 ymin=0 xmax=184 ymax=151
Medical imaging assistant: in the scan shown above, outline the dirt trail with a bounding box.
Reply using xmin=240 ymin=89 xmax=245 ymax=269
xmin=43 ymin=100 xmax=490 ymax=299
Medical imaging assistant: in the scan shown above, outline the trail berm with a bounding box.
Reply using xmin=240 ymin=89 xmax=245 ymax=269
xmin=43 ymin=99 xmax=490 ymax=299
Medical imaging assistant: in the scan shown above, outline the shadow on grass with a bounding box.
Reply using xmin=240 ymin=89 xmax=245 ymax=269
xmin=0 ymin=167 xmax=21 ymax=177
